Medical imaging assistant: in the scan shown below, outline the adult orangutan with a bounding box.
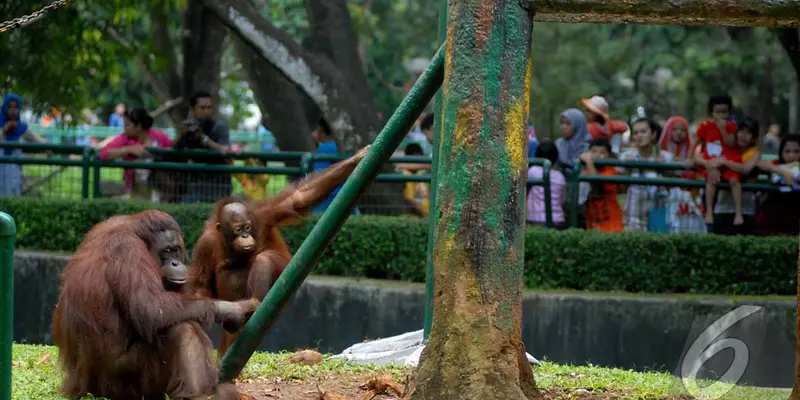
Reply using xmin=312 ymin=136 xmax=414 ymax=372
xmin=52 ymin=210 xmax=260 ymax=400
xmin=188 ymin=146 xmax=370 ymax=360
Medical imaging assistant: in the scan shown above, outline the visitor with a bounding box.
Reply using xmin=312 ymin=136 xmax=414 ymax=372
xmin=526 ymin=140 xmax=566 ymax=228
xmin=108 ymin=103 xmax=126 ymax=128
xmin=99 ymin=108 xmax=173 ymax=200
xmin=619 ymin=118 xmax=673 ymax=232
xmin=755 ymin=134 xmax=800 ymax=236
xmin=658 ymin=116 xmax=706 ymax=233
xmin=310 ymin=118 xmax=359 ymax=215
xmin=581 ymin=95 xmax=629 ymax=154
xmin=174 ymin=91 xmax=233 ymax=203
xmin=401 ymin=143 xmax=430 ymax=217
xmin=0 ymin=93 xmax=48 ymax=197
xmin=710 ymin=117 xmax=763 ymax=235
xmin=233 ymin=158 xmax=271 ymax=201
xmin=763 ymin=123 xmax=782 ymax=155
xmin=555 ymin=108 xmax=590 ymax=177
xmin=527 ymin=123 xmax=538 ymax=161
xmin=693 ymin=93 xmax=742 ymax=227
xmin=579 ymin=138 xmax=623 ymax=232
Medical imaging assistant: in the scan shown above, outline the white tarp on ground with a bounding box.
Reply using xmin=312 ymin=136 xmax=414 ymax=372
xmin=329 ymin=330 xmax=541 ymax=367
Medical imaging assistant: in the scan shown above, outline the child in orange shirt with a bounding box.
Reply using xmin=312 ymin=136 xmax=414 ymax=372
xmin=693 ymin=94 xmax=743 ymax=226
xmin=579 ymin=138 xmax=623 ymax=232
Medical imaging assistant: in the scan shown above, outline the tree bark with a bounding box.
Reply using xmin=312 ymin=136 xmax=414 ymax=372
xmin=530 ymin=0 xmax=800 ymax=27
xmin=406 ymin=0 xmax=539 ymax=399
xmin=182 ymin=0 xmax=228 ymax=119
xmin=198 ymin=0 xmax=379 ymax=153
xmin=774 ymin=28 xmax=800 ymax=133
xmin=234 ymin=38 xmax=315 ymax=153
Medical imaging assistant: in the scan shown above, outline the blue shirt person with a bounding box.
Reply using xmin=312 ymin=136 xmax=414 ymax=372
xmin=311 ymin=118 xmax=360 ymax=215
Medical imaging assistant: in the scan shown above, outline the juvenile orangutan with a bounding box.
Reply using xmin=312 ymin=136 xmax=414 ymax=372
xmin=188 ymin=146 xmax=370 ymax=366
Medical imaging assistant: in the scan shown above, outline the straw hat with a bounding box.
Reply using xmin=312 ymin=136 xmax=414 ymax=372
xmin=580 ymin=95 xmax=611 ymax=122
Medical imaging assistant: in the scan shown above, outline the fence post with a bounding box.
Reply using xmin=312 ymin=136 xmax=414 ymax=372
xmin=300 ymin=153 xmax=313 ymax=177
xmin=92 ymin=152 xmax=101 ymax=199
xmin=542 ymin=159 xmax=553 ymax=228
xmin=0 ymin=212 xmax=16 ymax=400
xmin=568 ymin=162 xmax=583 ymax=228
xmin=81 ymin=148 xmax=92 ymax=199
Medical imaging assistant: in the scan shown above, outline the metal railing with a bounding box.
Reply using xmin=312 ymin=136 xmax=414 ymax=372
xmin=566 ymin=159 xmax=781 ymax=228
xmin=0 ymin=143 xmax=554 ymax=222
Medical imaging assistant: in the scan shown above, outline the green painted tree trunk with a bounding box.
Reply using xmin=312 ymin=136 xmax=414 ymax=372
xmin=407 ymin=0 xmax=538 ymax=399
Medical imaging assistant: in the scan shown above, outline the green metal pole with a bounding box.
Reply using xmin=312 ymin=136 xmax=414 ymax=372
xmin=542 ymin=159 xmax=554 ymax=228
xmin=218 ymin=43 xmax=446 ymax=382
xmin=0 ymin=212 xmax=16 ymax=400
xmin=423 ymin=0 xmax=448 ymax=341
xmin=92 ymin=153 xmax=101 ymax=199
xmin=80 ymin=148 xmax=92 ymax=199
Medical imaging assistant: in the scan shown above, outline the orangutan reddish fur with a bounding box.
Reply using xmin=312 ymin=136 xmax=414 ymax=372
xmin=188 ymin=149 xmax=369 ymax=364
xmin=51 ymin=210 xmax=251 ymax=400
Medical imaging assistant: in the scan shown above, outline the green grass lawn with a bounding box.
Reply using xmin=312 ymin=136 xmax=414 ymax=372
xmin=11 ymin=344 xmax=791 ymax=400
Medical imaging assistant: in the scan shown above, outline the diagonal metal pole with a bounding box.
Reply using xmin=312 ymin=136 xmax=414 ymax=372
xmin=218 ymin=43 xmax=446 ymax=382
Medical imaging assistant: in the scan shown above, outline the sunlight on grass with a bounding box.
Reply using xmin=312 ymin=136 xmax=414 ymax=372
xmin=10 ymin=344 xmax=790 ymax=400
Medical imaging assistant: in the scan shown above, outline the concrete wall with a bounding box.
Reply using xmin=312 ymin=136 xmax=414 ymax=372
xmin=11 ymin=252 xmax=797 ymax=388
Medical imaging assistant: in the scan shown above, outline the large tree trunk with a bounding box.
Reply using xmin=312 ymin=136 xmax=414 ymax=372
xmin=406 ymin=0 xmax=539 ymax=399
xmin=182 ymin=0 xmax=228 ymax=118
xmin=235 ymin=39 xmax=315 ymax=153
xmin=198 ymin=0 xmax=379 ymax=153
xmin=774 ymin=28 xmax=800 ymax=133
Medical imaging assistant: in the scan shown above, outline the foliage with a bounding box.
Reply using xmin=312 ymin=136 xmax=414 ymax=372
xmin=2 ymin=197 xmax=797 ymax=296
xmin=11 ymin=343 xmax=791 ymax=400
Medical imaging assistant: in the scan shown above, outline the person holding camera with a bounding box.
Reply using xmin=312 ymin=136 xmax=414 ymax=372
xmin=174 ymin=91 xmax=233 ymax=203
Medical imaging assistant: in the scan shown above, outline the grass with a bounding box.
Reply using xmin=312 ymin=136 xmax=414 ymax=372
xmin=10 ymin=344 xmax=791 ymax=400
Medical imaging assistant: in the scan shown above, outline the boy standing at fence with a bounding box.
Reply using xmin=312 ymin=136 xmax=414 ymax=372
xmin=579 ymin=138 xmax=623 ymax=232
xmin=693 ymin=94 xmax=743 ymax=226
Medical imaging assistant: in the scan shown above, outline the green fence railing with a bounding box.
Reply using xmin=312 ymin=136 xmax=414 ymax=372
xmin=0 ymin=144 xmax=555 ymax=218
xmin=566 ymin=159 xmax=781 ymax=228
xmin=0 ymin=212 xmax=15 ymax=400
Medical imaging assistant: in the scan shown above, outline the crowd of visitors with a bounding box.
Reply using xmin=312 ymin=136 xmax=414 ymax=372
xmin=521 ymin=93 xmax=800 ymax=237
xmin=2 ymin=89 xmax=800 ymax=237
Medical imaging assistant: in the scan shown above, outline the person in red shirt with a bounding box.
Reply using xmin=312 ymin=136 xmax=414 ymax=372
xmin=580 ymin=95 xmax=629 ymax=153
xmin=692 ymin=94 xmax=743 ymax=226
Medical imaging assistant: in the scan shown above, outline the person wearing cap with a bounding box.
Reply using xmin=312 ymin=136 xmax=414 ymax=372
xmin=581 ymin=95 xmax=629 ymax=154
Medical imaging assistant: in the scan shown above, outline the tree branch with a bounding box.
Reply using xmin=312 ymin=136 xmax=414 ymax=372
xmin=198 ymin=0 xmax=339 ymax=112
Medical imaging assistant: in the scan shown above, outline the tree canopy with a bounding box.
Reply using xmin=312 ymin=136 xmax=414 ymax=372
xmin=2 ymin=0 xmax=799 ymax=142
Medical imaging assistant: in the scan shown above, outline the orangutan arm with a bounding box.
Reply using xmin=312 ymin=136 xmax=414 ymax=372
xmin=254 ymin=146 xmax=370 ymax=226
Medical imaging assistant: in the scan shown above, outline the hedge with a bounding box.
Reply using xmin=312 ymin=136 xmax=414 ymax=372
xmin=1 ymin=197 xmax=797 ymax=295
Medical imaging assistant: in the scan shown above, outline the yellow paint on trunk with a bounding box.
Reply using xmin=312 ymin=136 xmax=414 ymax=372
xmin=524 ymin=57 xmax=532 ymax=123
xmin=504 ymin=99 xmax=525 ymax=171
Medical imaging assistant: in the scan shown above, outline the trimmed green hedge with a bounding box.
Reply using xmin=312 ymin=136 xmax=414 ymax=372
xmin=1 ymin=197 xmax=797 ymax=295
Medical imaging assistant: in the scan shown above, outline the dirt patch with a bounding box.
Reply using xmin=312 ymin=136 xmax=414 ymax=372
xmin=236 ymin=374 xmax=693 ymax=400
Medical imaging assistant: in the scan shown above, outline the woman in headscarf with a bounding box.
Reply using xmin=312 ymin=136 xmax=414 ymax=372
xmin=0 ymin=93 xmax=47 ymax=196
xmin=658 ymin=115 xmax=706 ymax=233
xmin=555 ymin=108 xmax=591 ymax=177
xmin=659 ymin=116 xmax=693 ymax=164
